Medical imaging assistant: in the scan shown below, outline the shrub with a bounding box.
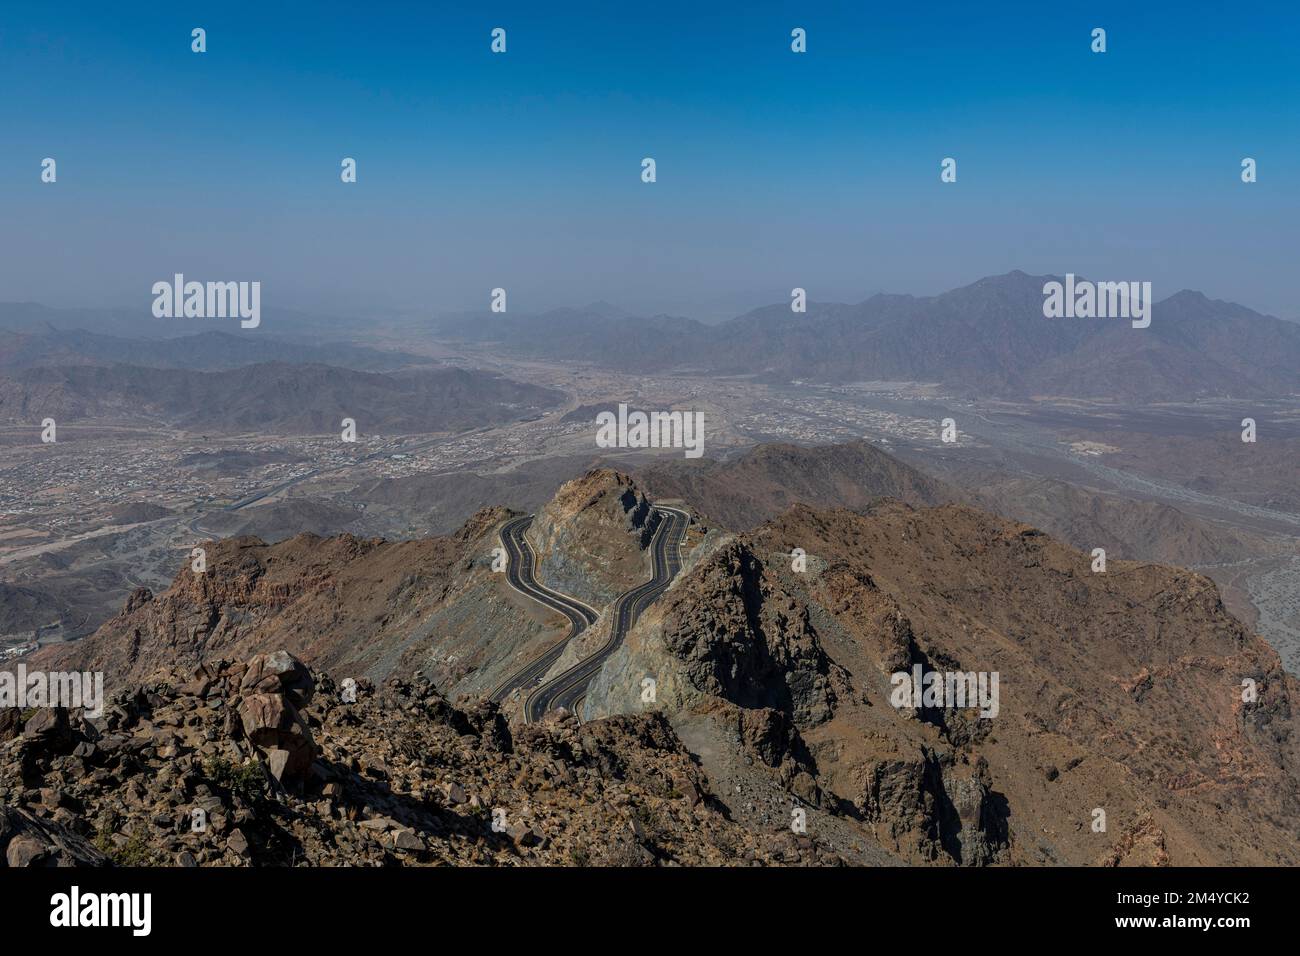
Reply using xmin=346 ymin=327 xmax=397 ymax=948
xmin=202 ymin=755 xmax=266 ymax=799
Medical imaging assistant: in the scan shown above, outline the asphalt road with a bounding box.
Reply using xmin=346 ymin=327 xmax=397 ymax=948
xmin=523 ymin=506 xmax=688 ymax=722
xmin=487 ymin=514 xmax=600 ymax=704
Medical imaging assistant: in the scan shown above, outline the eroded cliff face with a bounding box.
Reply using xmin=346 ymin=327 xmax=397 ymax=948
xmin=587 ymin=500 xmax=1300 ymax=866
xmin=587 ymin=538 xmax=843 ymax=724
xmin=527 ymin=468 xmax=655 ymax=607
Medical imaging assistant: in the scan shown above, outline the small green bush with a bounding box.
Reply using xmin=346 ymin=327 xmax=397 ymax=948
xmin=94 ymin=825 xmax=155 ymax=866
xmin=202 ymin=755 xmax=265 ymax=798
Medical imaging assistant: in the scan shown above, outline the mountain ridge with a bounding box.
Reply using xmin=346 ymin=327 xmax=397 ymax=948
xmin=429 ymin=271 xmax=1300 ymax=400
xmin=0 ymin=362 xmax=565 ymax=434
xmin=21 ymin=456 xmax=1300 ymax=866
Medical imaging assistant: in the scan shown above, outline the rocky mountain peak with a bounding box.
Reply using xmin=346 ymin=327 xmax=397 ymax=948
xmin=584 ymin=500 xmax=1300 ymax=865
xmin=545 ymin=468 xmax=650 ymax=525
xmin=527 ymin=469 xmax=657 ymax=606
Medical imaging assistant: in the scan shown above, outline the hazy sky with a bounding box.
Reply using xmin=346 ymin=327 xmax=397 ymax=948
xmin=2 ymin=1 xmax=1297 ymax=320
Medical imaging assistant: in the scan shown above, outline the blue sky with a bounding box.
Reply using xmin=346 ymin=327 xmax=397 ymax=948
xmin=1 ymin=1 xmax=1296 ymax=318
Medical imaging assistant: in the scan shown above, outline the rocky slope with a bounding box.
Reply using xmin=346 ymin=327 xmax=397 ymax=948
xmin=16 ymin=459 xmax=1299 ymax=867
xmin=1 ymin=651 xmax=831 ymax=867
xmin=0 ymin=582 xmax=69 ymax=638
xmin=27 ymin=508 xmax=566 ymax=702
xmin=527 ymin=469 xmax=658 ymax=606
xmin=639 ymin=439 xmax=1241 ymax=571
xmin=638 ymin=440 xmax=955 ymax=531
xmin=974 ymin=476 xmax=1251 ymax=566
xmin=587 ymin=501 xmax=1300 ymax=865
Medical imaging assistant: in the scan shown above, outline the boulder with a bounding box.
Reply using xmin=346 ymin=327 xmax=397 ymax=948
xmin=0 ymin=709 xmax=23 ymax=742
xmin=0 ymin=806 xmax=106 ymax=867
xmin=22 ymin=708 xmax=74 ymax=752
xmin=392 ymin=828 xmax=424 ymax=851
xmin=507 ymin=822 xmax=540 ymax=847
xmin=235 ymin=652 xmax=318 ymax=786
xmin=240 ymin=651 xmax=314 ymax=707
xmin=442 ymin=782 xmax=468 ymax=805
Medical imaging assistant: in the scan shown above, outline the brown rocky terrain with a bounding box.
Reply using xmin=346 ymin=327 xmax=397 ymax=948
xmin=350 ymin=453 xmax=593 ymax=537
xmin=0 ymin=582 xmax=69 ymax=638
xmin=1 ymin=651 xmax=829 ymax=866
xmin=973 ymin=476 xmax=1251 ymax=566
xmin=26 ymin=507 xmax=563 ymax=702
xmin=526 ymin=468 xmax=658 ymax=606
xmin=195 ymin=498 xmax=373 ymax=543
xmin=639 ymin=439 xmax=1244 ymax=574
xmin=587 ymin=501 xmax=1300 ymax=865
xmin=13 ymin=459 xmax=1300 ymax=866
xmin=638 ymin=439 xmax=955 ymax=531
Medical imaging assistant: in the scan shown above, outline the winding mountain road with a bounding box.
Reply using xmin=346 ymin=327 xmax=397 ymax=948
xmin=490 ymin=506 xmax=689 ymax=723
xmin=487 ymin=514 xmax=599 ymax=705
xmin=524 ymin=506 xmax=688 ymax=722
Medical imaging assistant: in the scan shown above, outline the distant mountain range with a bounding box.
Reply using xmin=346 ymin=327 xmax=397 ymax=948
xmin=433 ymin=272 xmax=1300 ymax=401
xmin=0 ymin=301 xmax=355 ymax=341
xmin=0 ymin=323 xmax=421 ymax=373
xmin=0 ymin=362 xmax=564 ymax=434
xmin=15 ymin=272 xmax=1298 ymax=404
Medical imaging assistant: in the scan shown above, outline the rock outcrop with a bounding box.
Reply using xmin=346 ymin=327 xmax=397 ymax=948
xmin=0 ymin=652 xmax=839 ymax=867
xmin=587 ymin=500 xmax=1300 ymax=866
xmin=16 ymin=463 xmax=1300 ymax=868
xmin=232 ymin=651 xmax=319 ymax=787
xmin=25 ymin=509 xmax=570 ymax=703
xmin=528 ymin=469 xmax=657 ymax=606
xmin=1 ymin=806 xmax=107 ymax=867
